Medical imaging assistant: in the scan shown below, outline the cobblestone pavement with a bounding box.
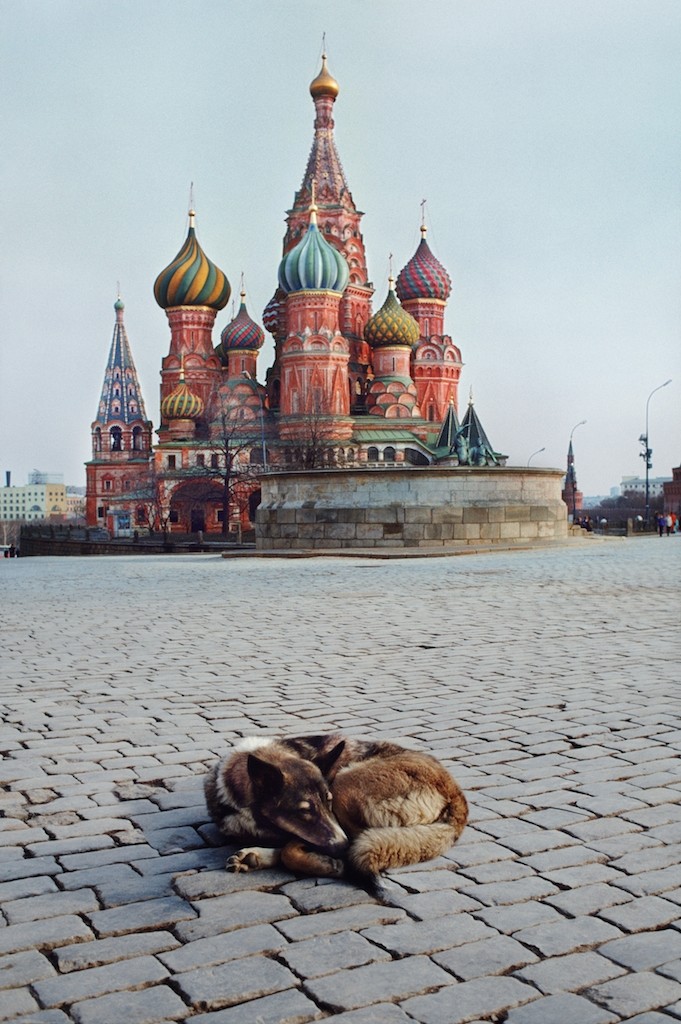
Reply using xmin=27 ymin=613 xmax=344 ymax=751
xmin=1 ymin=537 xmax=680 ymax=1024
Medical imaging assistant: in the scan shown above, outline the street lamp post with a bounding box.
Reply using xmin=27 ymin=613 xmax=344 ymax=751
xmin=243 ymin=372 xmax=268 ymax=470
xmin=640 ymin=379 xmax=671 ymax=528
xmin=569 ymin=419 xmax=587 ymax=520
xmin=527 ymin=447 xmax=545 ymax=467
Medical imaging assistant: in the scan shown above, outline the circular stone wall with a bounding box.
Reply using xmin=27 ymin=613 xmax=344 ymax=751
xmin=256 ymin=467 xmax=568 ymax=550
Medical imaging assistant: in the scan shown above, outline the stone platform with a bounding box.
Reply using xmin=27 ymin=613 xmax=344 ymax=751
xmin=256 ymin=466 xmax=568 ymax=550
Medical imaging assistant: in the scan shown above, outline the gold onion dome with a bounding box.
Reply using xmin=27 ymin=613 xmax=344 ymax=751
xmin=364 ymin=278 xmax=420 ymax=348
xmin=309 ymin=53 xmax=339 ymax=100
xmin=154 ymin=210 xmax=231 ymax=310
xmin=161 ymin=366 xmax=204 ymax=420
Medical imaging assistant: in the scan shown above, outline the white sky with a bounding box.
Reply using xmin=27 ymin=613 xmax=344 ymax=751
xmin=1 ymin=0 xmax=679 ymax=496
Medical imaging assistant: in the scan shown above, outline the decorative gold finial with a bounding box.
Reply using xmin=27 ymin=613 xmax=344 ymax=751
xmin=310 ymin=42 xmax=340 ymax=99
xmin=388 ymin=253 xmax=394 ymax=286
xmin=469 ymin=386 xmax=474 ymax=406
xmin=188 ymin=182 xmax=196 ymax=228
xmin=240 ymin=271 xmax=246 ymax=301
xmin=420 ymin=199 xmax=428 ymax=237
xmin=309 ymin=181 xmax=318 ymax=225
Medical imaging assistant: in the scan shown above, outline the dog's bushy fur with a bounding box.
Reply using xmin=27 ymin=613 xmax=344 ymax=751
xmin=204 ymin=733 xmax=468 ymax=895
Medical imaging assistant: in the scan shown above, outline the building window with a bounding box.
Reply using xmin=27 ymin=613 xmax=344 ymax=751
xmin=136 ymin=506 xmax=146 ymax=525
xmin=97 ymin=506 xmax=104 ymax=518
xmin=104 ymin=479 xmax=112 ymax=491
xmin=196 ymin=454 xmax=205 ymax=468
xmin=211 ymin=454 xmax=219 ymax=469
xmin=110 ymin=427 xmax=123 ymax=451
xmin=167 ymin=455 xmax=176 ymax=469
xmin=384 ymin=446 xmax=396 ymax=462
xmin=367 ymin=446 xmax=379 ymax=462
xmin=169 ymin=509 xmax=179 ymax=523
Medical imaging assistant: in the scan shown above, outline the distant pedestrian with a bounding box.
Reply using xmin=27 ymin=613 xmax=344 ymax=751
xmin=8 ymin=544 xmax=16 ymax=558
xmin=657 ymin=514 xmax=665 ymax=537
xmin=666 ymin=514 xmax=673 ymax=536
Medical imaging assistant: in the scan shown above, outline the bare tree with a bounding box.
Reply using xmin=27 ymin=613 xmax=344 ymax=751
xmin=285 ymin=405 xmax=342 ymax=469
xmin=199 ymin=399 xmax=262 ymax=536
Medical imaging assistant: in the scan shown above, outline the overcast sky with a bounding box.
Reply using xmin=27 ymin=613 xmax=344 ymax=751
xmin=1 ymin=0 xmax=679 ymax=496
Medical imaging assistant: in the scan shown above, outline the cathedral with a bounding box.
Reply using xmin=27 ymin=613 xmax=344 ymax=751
xmin=86 ymin=54 xmax=501 ymax=536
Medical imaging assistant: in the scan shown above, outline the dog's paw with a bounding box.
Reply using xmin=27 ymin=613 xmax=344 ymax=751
xmin=226 ymin=846 xmax=280 ymax=873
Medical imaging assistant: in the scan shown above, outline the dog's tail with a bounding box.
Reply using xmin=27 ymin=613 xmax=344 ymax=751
xmin=348 ymin=819 xmax=465 ymax=876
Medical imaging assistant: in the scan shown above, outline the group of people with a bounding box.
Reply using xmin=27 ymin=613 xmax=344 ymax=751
xmin=657 ymin=512 xmax=678 ymax=536
xmin=2 ymin=544 xmax=18 ymax=558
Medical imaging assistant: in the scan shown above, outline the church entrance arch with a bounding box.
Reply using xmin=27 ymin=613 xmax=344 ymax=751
xmin=169 ymin=480 xmax=224 ymax=534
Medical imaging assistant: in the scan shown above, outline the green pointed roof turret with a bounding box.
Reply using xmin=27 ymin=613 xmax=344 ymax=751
xmin=278 ymin=195 xmax=349 ymax=294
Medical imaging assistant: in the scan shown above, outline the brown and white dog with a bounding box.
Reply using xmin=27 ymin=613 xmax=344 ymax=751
xmin=204 ymin=733 xmax=468 ymax=897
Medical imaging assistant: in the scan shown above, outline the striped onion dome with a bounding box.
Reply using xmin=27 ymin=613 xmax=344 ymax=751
xmin=396 ymin=226 xmax=452 ymax=302
xmin=218 ymin=291 xmax=265 ymax=360
xmin=364 ymin=279 xmax=420 ymax=349
xmin=263 ymin=289 xmax=284 ymax=336
xmin=154 ymin=210 xmax=231 ymax=310
xmin=309 ymin=53 xmax=339 ymax=100
xmin=278 ymin=202 xmax=349 ymax=294
xmin=161 ymin=366 xmax=204 ymax=420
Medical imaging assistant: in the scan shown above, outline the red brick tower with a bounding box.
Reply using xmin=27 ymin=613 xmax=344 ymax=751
xmin=271 ymin=52 xmax=373 ymax=410
xmin=277 ymin=199 xmax=353 ymax=439
xmin=397 ymin=224 xmax=463 ymax=422
xmin=154 ymin=208 xmax=231 ymax=441
xmin=562 ymin=440 xmax=584 ymax=518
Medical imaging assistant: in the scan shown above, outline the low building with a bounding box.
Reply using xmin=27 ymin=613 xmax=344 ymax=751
xmin=0 ymin=480 xmax=67 ymax=522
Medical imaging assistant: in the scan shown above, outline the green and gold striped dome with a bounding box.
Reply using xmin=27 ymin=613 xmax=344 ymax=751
xmin=364 ymin=279 xmax=420 ymax=348
xmin=161 ymin=367 xmax=204 ymax=421
xmin=154 ymin=211 xmax=231 ymax=311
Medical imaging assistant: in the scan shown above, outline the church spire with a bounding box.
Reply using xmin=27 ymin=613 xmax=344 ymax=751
xmin=94 ymin=296 xmax=149 ymax=427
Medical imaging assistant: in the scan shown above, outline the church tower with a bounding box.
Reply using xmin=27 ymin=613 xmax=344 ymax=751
xmin=277 ymin=198 xmax=352 ymax=439
xmin=85 ymin=297 xmax=153 ymax=526
xmin=270 ymin=52 xmax=374 ymax=410
xmin=397 ymin=223 xmax=463 ymax=423
xmin=154 ymin=208 xmax=230 ymax=441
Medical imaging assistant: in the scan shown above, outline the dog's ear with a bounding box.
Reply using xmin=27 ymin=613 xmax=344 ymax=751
xmin=314 ymin=740 xmax=346 ymax=779
xmin=247 ymin=754 xmax=285 ymax=797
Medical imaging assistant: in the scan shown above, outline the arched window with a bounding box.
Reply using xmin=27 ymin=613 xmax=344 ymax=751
xmin=250 ymin=447 xmax=261 ymax=465
xmin=94 ymin=428 xmax=102 ymax=453
xmin=110 ymin=427 xmax=123 ymax=451
xmin=383 ymin=446 xmax=396 ymax=462
xmin=347 ymin=448 xmax=355 ymax=463
xmin=367 ymin=446 xmax=379 ymax=462
xmin=132 ymin=426 xmax=143 ymax=451
xmin=427 ymin=403 xmax=436 ymax=422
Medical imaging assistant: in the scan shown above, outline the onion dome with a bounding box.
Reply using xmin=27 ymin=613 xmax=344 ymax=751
xmin=396 ymin=225 xmax=452 ymax=302
xmin=364 ymin=279 xmax=420 ymax=348
xmin=161 ymin=365 xmax=204 ymax=420
xmin=114 ymin=296 xmax=125 ymax=312
xmin=154 ymin=210 xmax=231 ymax=310
xmin=263 ymin=289 xmax=284 ymax=336
xmin=309 ymin=53 xmax=339 ymax=100
xmin=218 ymin=290 xmax=265 ymax=359
xmin=278 ymin=201 xmax=349 ymax=294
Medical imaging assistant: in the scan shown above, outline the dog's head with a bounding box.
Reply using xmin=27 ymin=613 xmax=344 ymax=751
xmin=246 ymin=740 xmax=348 ymax=855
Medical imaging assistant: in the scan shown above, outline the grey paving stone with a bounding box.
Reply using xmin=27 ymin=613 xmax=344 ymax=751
xmin=361 ymin=914 xmax=495 ymax=956
xmin=70 ymin=984 xmax=187 ymax=1024
xmin=0 ymin=857 xmax=61 ymax=884
xmin=383 ymin=888 xmax=482 ymax=919
xmin=0 ymin=987 xmax=40 ymax=1021
xmin=514 ymin=950 xmax=627 ymax=994
xmin=268 ymin=902 xmax=406 ymax=941
xmin=0 ymin=949 xmax=57 ymax=991
xmin=433 ymin=934 xmax=539 ymax=979
xmin=600 ymin=929 xmax=681 ymax=970
xmin=0 ymin=914 xmax=94 ymax=956
xmin=305 ymin=956 xmax=453 ymax=1013
xmin=280 ymin=878 xmax=370 ymax=912
xmin=473 ymin=900 xmax=563 ymax=934
xmin=401 ymin=975 xmax=537 ymax=1024
xmin=0 ymin=876 xmax=58 ymax=903
xmin=505 ymin=992 xmax=619 ymax=1023
xmin=33 ymin=955 xmax=169 ymax=1008
xmin=9 ymin=1011 xmax=71 ymax=1024
xmin=187 ymin=987 xmax=322 ymax=1023
xmin=52 ymin=931 xmax=180 ymax=972
xmin=513 ymin=915 xmax=623 ymax=957
xmin=87 ymin=895 xmax=196 ymax=938
xmin=174 ymin=956 xmax=298 ymax=1011
xmin=545 ymin=882 xmax=634 ymax=918
xmin=174 ymin=890 xmax=294 ymax=942
xmin=3 ymin=888 xmax=100 ymax=925
xmin=584 ymin=972 xmax=681 ymax=1017
xmin=280 ymin=930 xmax=390 ymax=978
xmin=314 ymin=1007 xmax=417 ymax=1024
xmin=158 ymin=923 xmax=285 ymax=972
xmin=598 ymin=895 xmax=680 ymax=932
